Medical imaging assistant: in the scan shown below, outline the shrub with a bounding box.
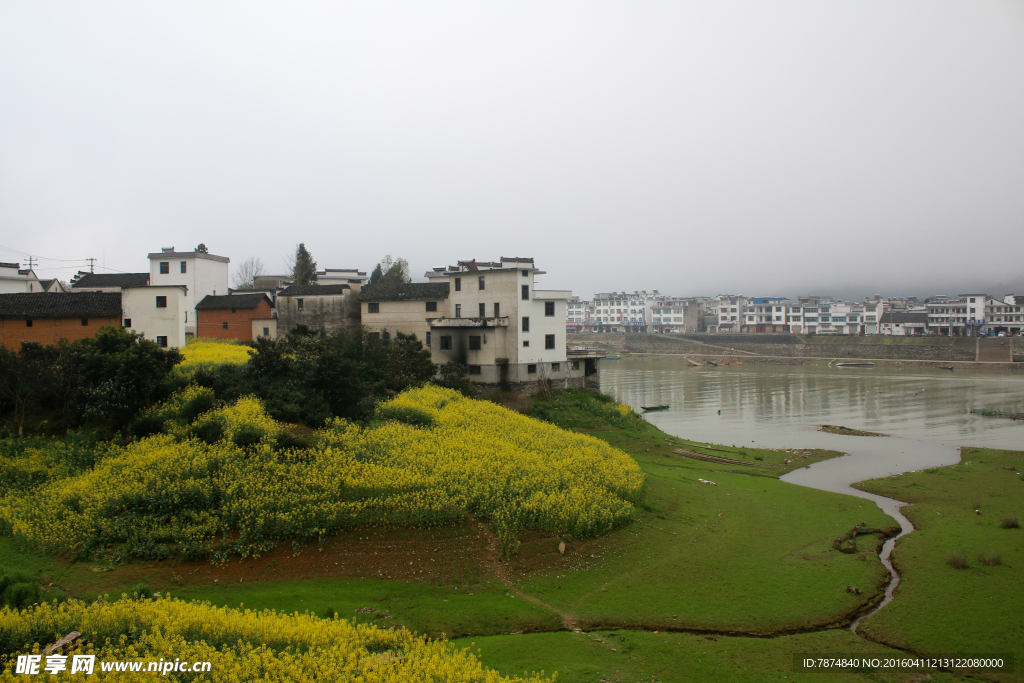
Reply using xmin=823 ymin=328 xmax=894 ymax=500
xmin=978 ymin=553 xmax=1002 ymax=567
xmin=1000 ymin=516 xmax=1020 ymax=529
xmin=433 ymin=361 xmax=476 ymax=396
xmin=947 ymin=552 xmax=970 ymax=569
xmin=127 ymin=582 xmax=152 ymax=599
xmin=2 ymin=581 xmax=39 ymax=610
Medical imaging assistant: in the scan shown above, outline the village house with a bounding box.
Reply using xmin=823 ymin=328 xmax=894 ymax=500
xmin=0 ymin=263 xmax=42 ymax=294
xmin=70 ymin=272 xmax=187 ymax=348
xmin=879 ymin=311 xmax=928 ymax=336
xmin=276 ymin=284 xmax=358 ymax=335
xmin=361 ymin=258 xmax=584 ymax=386
xmin=0 ymin=292 xmax=122 ymax=350
xmin=196 ymin=293 xmax=276 ymax=342
xmin=148 ymin=245 xmax=230 ymax=337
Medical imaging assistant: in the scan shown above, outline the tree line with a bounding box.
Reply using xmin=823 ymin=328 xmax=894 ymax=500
xmin=232 ymin=244 xmax=412 ymax=290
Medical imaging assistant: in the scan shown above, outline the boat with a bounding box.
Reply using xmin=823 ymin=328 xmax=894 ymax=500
xmin=938 ymin=365 xmax=955 ymax=371
xmin=642 ymin=405 xmax=669 ymax=412
xmin=834 ymin=362 xmax=875 ymax=367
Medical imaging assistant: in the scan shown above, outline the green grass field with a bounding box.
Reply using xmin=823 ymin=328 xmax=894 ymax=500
xmin=854 ymin=448 xmax=1024 ymax=681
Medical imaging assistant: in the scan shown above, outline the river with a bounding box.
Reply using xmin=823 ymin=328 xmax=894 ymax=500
xmin=599 ymin=357 xmax=1024 ymax=629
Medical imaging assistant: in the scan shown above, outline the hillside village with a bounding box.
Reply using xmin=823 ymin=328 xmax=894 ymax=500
xmin=1 ymin=244 xmax=1021 ymax=375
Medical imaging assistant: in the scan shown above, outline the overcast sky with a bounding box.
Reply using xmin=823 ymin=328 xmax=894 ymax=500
xmin=2 ymin=1 xmax=1022 ymax=299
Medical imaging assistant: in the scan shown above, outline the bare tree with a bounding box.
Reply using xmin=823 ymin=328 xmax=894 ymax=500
xmin=232 ymin=256 xmax=266 ymax=290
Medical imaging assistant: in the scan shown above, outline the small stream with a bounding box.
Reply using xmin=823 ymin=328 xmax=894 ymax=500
xmin=600 ymin=359 xmax=1024 ymax=631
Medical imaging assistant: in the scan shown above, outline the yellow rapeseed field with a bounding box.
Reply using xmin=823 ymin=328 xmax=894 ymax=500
xmin=0 ymin=386 xmax=644 ymax=559
xmin=0 ymin=597 xmax=552 ymax=682
xmin=177 ymin=338 xmax=252 ymax=371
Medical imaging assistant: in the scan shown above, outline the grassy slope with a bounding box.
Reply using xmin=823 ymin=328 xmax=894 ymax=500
xmin=854 ymin=448 xmax=1024 ymax=679
xmin=516 ymin=392 xmax=894 ymax=633
xmin=458 ymin=630 xmax=970 ymax=683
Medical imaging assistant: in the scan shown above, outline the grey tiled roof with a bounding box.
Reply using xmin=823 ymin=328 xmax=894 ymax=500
xmin=0 ymin=292 xmax=122 ymax=319
xmin=196 ymin=293 xmax=270 ymax=310
xmin=359 ymin=282 xmax=450 ymax=301
xmin=72 ymin=272 xmax=150 ymax=289
xmin=279 ymin=284 xmax=352 ymax=297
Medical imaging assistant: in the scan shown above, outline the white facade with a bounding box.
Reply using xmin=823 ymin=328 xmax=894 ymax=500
xmin=148 ymin=247 xmax=230 ymax=335
xmin=566 ymin=296 xmax=589 ymax=333
xmin=711 ymin=295 xmax=746 ymax=333
xmin=121 ymin=286 xmax=188 ymax=348
xmin=0 ymin=263 xmax=41 ymax=294
xmin=317 ymin=269 xmax=367 ymax=287
xmin=588 ymin=292 xmax=650 ymax=332
xmin=984 ymin=296 xmax=1023 ymax=335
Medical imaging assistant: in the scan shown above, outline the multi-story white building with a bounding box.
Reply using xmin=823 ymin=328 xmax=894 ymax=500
xmin=0 ymin=263 xmax=42 ymax=294
xmin=70 ymin=272 xmax=188 ymax=348
xmin=362 ymin=257 xmax=582 ymax=385
xmin=148 ymin=245 xmax=230 ymax=336
xmin=985 ymin=296 xmax=1023 ymax=336
xmin=741 ymin=297 xmax=790 ymax=333
xmin=649 ymin=295 xmax=704 ymax=333
xmin=588 ymin=292 xmax=651 ymax=332
xmin=710 ymin=295 xmax=745 ymax=333
xmin=566 ymin=296 xmax=589 ymax=333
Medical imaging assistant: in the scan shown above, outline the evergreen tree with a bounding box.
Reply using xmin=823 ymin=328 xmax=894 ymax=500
xmin=368 ymin=255 xmax=410 ymax=285
xmin=292 ymin=244 xmax=318 ymax=286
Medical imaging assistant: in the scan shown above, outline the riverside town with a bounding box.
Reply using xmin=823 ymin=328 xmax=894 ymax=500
xmin=2 ymin=4 xmax=1022 ymax=682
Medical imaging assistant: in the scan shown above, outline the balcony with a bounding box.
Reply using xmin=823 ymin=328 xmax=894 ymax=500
xmin=429 ymin=316 xmax=509 ymax=328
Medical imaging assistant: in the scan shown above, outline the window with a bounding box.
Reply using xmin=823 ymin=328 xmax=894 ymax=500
xmin=527 ymin=364 xmax=537 ymax=374
xmin=454 ymin=277 xmax=461 ymax=291
xmin=468 ymin=365 xmax=481 ymax=375
xmin=455 ymin=304 xmax=462 ymax=318
xmin=123 ymin=318 xmax=131 ymax=327
xmin=426 ymin=301 xmax=437 ymax=312
xmin=571 ymin=361 xmax=580 ymax=370
xmin=522 ymin=269 xmax=529 ymax=277
xmin=222 ymin=322 xmax=228 ymax=329
xmin=159 ymin=261 xmax=169 ymax=274
xmin=81 ymin=318 xmax=88 ymax=326
xmin=367 ymin=302 xmax=380 ymax=313
xmin=469 ymin=335 xmax=481 ymax=350
xmin=478 ymin=276 xmax=485 ymax=290
xmin=180 ymin=261 xmax=187 ymax=274
xmin=156 ymin=336 xmax=168 ymax=348
xmin=425 ymin=332 xmax=431 ymax=346
xmin=551 ymin=362 xmax=560 ymax=371
xmin=297 ymin=299 xmax=304 ymax=310
xmin=231 ymin=308 xmax=237 ymax=314
xmin=440 ymin=336 xmax=453 ymax=350
xmin=263 ymin=327 xmax=270 ymax=336
xmin=545 ymin=334 xmax=555 ymax=349
xmin=479 ymin=303 xmax=486 ymax=317
xmin=545 ymin=301 xmax=555 ymax=316
xmin=25 ymin=319 xmax=33 ymax=327
xmin=521 ymin=284 xmax=529 ymax=300
xmin=156 ymin=296 xmax=167 ymax=308
xmin=522 ymin=316 xmax=529 ymax=332
xmin=522 ymin=340 xmax=529 ymax=347
xmin=494 ymin=302 xmax=500 ymax=317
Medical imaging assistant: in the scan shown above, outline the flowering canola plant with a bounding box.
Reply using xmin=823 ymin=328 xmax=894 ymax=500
xmin=0 ymin=386 xmax=644 ymax=559
xmin=177 ymin=339 xmax=252 ymax=371
xmin=0 ymin=597 xmax=552 ymax=682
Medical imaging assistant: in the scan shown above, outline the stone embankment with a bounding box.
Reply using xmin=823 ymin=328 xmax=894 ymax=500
xmin=568 ymin=333 xmax=1002 ymax=363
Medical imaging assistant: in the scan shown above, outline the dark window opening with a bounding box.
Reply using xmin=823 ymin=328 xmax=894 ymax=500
xmin=222 ymin=322 xmax=228 ymax=329
xmin=545 ymin=301 xmax=555 ymax=316
xmin=156 ymin=296 xmax=167 ymax=308
xmin=523 ymin=340 xmax=529 ymax=347
xmin=263 ymin=327 xmax=270 ymax=336
xmin=522 ymin=284 xmax=529 ymax=300
xmin=468 ymin=365 xmax=481 ymax=375
xmin=527 ymin=364 xmax=537 ymax=374
xmin=367 ymin=302 xmax=380 ymax=313
xmin=180 ymin=261 xmax=187 ymax=274
xmin=551 ymin=362 xmax=560 ymax=371
xmin=426 ymin=301 xmax=437 ymax=312
xmin=571 ymin=361 xmax=580 ymax=370
xmin=81 ymin=318 xmax=88 ymax=326
xmin=522 ymin=269 xmax=529 ymax=277
xmin=124 ymin=318 xmax=132 ymax=327
xmin=469 ymin=336 xmax=481 ymax=350
xmin=426 ymin=331 xmax=432 ymax=346
xmin=494 ymin=302 xmax=500 ymax=317
xmin=478 ymin=276 xmax=485 ymax=290
xmin=479 ymin=303 xmax=486 ymax=317
xmin=26 ymin=319 xmax=33 ymax=328
xmin=545 ymin=334 xmax=555 ymax=349
xmin=454 ymin=277 xmax=461 ymax=291
xmin=522 ymin=316 xmax=529 ymax=332
xmin=455 ymin=304 xmax=462 ymax=318
xmin=159 ymin=261 xmax=169 ymax=274
xmin=231 ymin=308 xmax=237 ymax=314
xmin=440 ymin=336 xmax=453 ymax=350
xmin=156 ymin=336 xmax=168 ymax=348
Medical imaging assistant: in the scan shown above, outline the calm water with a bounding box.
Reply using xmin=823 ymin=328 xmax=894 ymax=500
xmin=599 ymin=356 xmax=1024 ymax=629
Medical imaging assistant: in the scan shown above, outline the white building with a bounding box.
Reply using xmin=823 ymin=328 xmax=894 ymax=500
xmin=316 ymin=268 xmax=368 ymax=287
xmin=566 ymin=296 xmax=589 ymax=333
xmin=69 ymin=272 xmax=188 ymax=348
xmin=985 ymin=296 xmax=1023 ymax=336
xmin=588 ymin=292 xmax=651 ymax=332
xmin=0 ymin=262 xmax=42 ymax=294
xmin=710 ymin=295 xmax=745 ymax=333
xmin=148 ymin=245 xmax=230 ymax=336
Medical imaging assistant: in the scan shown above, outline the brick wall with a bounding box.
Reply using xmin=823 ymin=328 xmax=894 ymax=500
xmin=196 ymin=300 xmax=273 ymax=342
xmin=0 ymin=317 xmax=121 ymax=350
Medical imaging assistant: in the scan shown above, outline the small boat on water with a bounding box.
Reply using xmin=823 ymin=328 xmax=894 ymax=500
xmin=938 ymin=365 xmax=955 ymax=371
xmin=835 ymin=362 xmax=875 ymax=367
xmin=642 ymin=404 xmax=669 ymax=412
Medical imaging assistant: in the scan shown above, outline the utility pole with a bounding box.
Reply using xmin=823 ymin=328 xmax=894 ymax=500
xmin=87 ymin=258 xmax=96 ymax=274
xmin=27 ymin=256 xmax=35 ymax=271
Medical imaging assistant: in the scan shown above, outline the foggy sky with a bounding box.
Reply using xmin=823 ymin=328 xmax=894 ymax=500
xmin=2 ymin=1 xmax=1022 ymax=300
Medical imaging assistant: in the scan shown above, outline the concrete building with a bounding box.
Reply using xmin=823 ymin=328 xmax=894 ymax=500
xmin=985 ymin=296 xmax=1023 ymax=336
xmin=0 ymin=292 xmax=122 ymax=350
xmin=148 ymin=245 xmax=230 ymax=336
xmin=650 ymin=296 xmax=704 ymax=333
xmin=196 ymin=293 xmax=275 ymax=342
xmin=589 ymin=292 xmax=650 ymax=333
xmin=316 ymin=269 xmax=368 ymax=287
xmin=277 ymin=284 xmax=358 ymax=335
xmin=363 ymin=257 xmax=582 ymax=385
xmin=566 ymin=296 xmax=589 ymax=333
xmin=880 ymin=311 xmax=928 ymax=336
xmin=741 ymin=297 xmax=790 ymax=333
xmin=710 ymin=295 xmax=745 ymax=333
xmin=71 ymin=272 xmax=187 ymax=348
xmin=0 ymin=263 xmax=42 ymax=294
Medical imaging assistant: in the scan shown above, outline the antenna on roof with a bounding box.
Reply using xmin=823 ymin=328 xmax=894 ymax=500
xmin=87 ymin=258 xmax=95 ymax=274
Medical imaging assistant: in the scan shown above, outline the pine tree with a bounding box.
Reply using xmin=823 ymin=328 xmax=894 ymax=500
xmin=293 ymin=244 xmax=317 ymax=286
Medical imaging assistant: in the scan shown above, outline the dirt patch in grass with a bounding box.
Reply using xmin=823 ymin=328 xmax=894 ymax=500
xmin=820 ymin=425 xmax=888 ymax=437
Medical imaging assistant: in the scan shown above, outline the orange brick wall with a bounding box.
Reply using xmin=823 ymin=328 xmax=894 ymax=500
xmin=196 ymin=300 xmax=273 ymax=342
xmin=0 ymin=317 xmax=121 ymax=351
